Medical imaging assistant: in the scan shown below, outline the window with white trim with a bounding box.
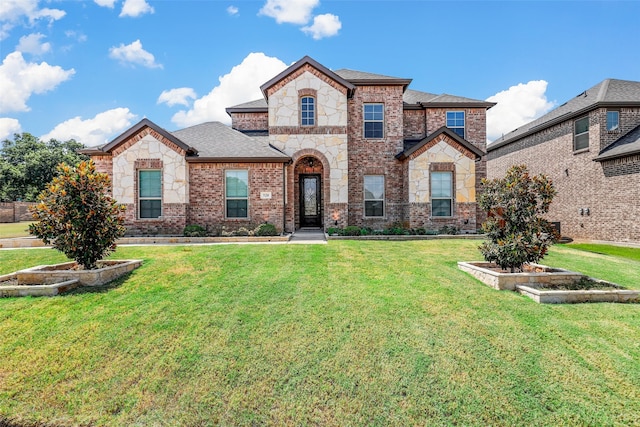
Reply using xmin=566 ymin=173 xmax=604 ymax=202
xmin=364 ymin=175 xmax=384 ymax=217
xmin=364 ymin=104 xmax=384 ymax=138
xmin=301 ymin=96 xmax=315 ymax=126
xmin=226 ymin=170 xmax=248 ymax=218
xmin=606 ymin=111 xmax=619 ymax=131
xmin=138 ymin=170 xmax=162 ymax=219
xmin=446 ymin=111 xmax=465 ymax=138
xmin=574 ymin=116 xmax=589 ymax=150
xmin=431 ymin=172 xmax=453 ymax=217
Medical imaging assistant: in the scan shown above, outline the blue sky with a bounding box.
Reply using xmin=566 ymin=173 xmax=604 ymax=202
xmin=1 ymin=0 xmax=639 ymax=145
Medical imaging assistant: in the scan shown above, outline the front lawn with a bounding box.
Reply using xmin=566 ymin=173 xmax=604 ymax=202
xmin=1 ymin=241 xmax=639 ymax=426
xmin=0 ymin=221 xmax=32 ymax=239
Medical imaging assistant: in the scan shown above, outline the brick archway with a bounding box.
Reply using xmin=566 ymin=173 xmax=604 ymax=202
xmin=287 ymin=149 xmax=330 ymax=231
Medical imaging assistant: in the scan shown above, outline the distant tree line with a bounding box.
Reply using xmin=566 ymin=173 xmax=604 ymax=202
xmin=0 ymin=133 xmax=88 ymax=202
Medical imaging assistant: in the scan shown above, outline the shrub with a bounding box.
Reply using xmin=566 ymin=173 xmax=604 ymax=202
xmin=439 ymin=225 xmax=459 ymax=235
xmin=343 ymin=225 xmax=362 ymax=236
xmin=326 ymin=227 xmax=343 ymax=236
xmin=255 ymin=223 xmax=278 ymax=236
xmin=29 ymin=161 xmax=126 ymax=270
xmin=478 ymin=164 xmax=558 ymax=272
xmin=183 ymin=224 xmax=207 ymax=237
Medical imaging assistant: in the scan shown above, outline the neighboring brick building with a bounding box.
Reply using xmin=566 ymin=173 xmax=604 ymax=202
xmin=84 ymin=56 xmax=494 ymax=235
xmin=487 ymin=79 xmax=640 ymax=243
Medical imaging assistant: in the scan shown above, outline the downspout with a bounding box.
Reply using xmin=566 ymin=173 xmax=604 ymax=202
xmin=282 ymin=161 xmax=287 ymax=234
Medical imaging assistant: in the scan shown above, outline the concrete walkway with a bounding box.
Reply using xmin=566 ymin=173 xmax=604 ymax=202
xmin=289 ymin=228 xmax=327 ymax=244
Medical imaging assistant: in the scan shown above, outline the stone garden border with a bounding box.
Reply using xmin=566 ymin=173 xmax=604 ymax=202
xmin=1 ymin=259 xmax=142 ymax=297
xmin=457 ymin=261 xmax=639 ymax=304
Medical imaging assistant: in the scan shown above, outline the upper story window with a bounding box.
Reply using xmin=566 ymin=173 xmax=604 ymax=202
xmin=364 ymin=104 xmax=384 ymax=139
xmin=225 ymin=170 xmax=249 ymax=218
xmin=364 ymin=175 xmax=385 ymax=217
xmin=574 ymin=116 xmax=589 ymax=151
xmin=139 ymin=170 xmax=161 ymax=219
xmin=431 ymin=171 xmax=453 ymax=217
xmin=446 ymin=111 xmax=465 ymax=139
xmin=301 ymin=96 xmax=315 ymax=126
xmin=606 ymin=111 xmax=619 ymax=131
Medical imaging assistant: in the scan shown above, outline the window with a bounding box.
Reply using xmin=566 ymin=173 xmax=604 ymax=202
xmin=226 ymin=170 xmax=248 ymax=218
xmin=446 ymin=111 xmax=465 ymax=138
xmin=364 ymin=104 xmax=384 ymax=138
xmin=301 ymin=96 xmax=315 ymax=126
xmin=139 ymin=170 xmax=161 ymax=219
xmin=364 ymin=175 xmax=384 ymax=217
xmin=606 ymin=111 xmax=619 ymax=131
xmin=574 ymin=116 xmax=589 ymax=150
xmin=431 ymin=172 xmax=453 ymax=217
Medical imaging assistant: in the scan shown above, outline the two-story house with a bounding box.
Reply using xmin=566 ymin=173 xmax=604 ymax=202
xmin=487 ymin=79 xmax=640 ymax=243
xmin=84 ymin=56 xmax=494 ymax=235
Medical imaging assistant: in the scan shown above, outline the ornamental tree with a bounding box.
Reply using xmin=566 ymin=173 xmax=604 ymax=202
xmin=478 ymin=164 xmax=558 ymax=272
xmin=29 ymin=160 xmax=126 ymax=270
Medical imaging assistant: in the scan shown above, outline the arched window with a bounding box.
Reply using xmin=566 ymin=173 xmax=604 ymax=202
xmin=301 ymin=96 xmax=315 ymax=126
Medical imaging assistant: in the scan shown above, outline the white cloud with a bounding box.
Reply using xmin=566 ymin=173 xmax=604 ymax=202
xmin=16 ymin=32 xmax=50 ymax=55
xmin=41 ymin=107 xmax=137 ymax=147
xmin=301 ymin=13 xmax=341 ymax=39
xmin=0 ymin=118 xmax=21 ymax=140
xmin=119 ymin=0 xmax=154 ymax=18
xmin=486 ymin=80 xmax=555 ymax=142
xmin=0 ymin=51 xmax=75 ymax=113
xmin=108 ymin=39 xmax=162 ymax=69
xmin=65 ymin=30 xmax=87 ymax=43
xmin=94 ymin=0 xmax=117 ymax=8
xmin=227 ymin=5 xmax=239 ymax=16
xmin=0 ymin=0 xmax=66 ymax=40
xmin=259 ymin=0 xmax=318 ymax=25
xmin=157 ymin=87 xmax=197 ymax=107
xmin=171 ymin=52 xmax=287 ymax=128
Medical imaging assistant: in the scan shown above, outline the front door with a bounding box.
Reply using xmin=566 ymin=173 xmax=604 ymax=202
xmin=300 ymin=174 xmax=321 ymax=227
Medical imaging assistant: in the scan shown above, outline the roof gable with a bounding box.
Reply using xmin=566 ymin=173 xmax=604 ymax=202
xmin=396 ymin=127 xmax=484 ymax=161
xmin=259 ymin=55 xmax=356 ymax=99
xmin=99 ymin=118 xmax=196 ymax=156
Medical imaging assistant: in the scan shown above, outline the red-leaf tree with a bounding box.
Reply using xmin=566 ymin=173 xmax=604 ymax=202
xmin=29 ymin=160 xmax=126 ymax=270
xmin=478 ymin=164 xmax=558 ymax=272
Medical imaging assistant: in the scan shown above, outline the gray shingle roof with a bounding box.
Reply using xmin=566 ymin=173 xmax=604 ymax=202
xmin=595 ymin=124 xmax=640 ymax=161
xmin=227 ymin=98 xmax=267 ymax=110
xmin=334 ymin=68 xmax=409 ymax=82
xmin=171 ymin=122 xmax=289 ymax=161
xmin=489 ymin=79 xmax=640 ymax=150
xmin=403 ymin=89 xmax=494 ymax=107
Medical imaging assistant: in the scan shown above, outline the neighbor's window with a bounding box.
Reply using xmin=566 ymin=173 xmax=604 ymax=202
xmin=301 ymin=96 xmax=315 ymax=126
xmin=364 ymin=175 xmax=384 ymax=217
xmin=139 ymin=170 xmax=162 ymax=219
xmin=606 ymin=111 xmax=619 ymax=131
xmin=364 ymin=103 xmax=384 ymax=138
xmin=446 ymin=111 xmax=465 ymax=138
xmin=226 ymin=170 xmax=248 ymax=218
xmin=431 ymin=172 xmax=453 ymax=217
xmin=574 ymin=116 xmax=589 ymax=150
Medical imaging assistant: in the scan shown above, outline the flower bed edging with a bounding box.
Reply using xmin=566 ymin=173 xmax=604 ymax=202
xmin=16 ymin=259 xmax=143 ymax=287
xmin=0 ymin=278 xmax=80 ymax=297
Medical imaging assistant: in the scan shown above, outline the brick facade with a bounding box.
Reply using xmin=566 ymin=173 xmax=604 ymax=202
xmin=488 ymin=107 xmax=640 ymax=243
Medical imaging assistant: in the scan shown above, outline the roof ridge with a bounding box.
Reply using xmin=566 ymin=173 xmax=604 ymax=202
xmin=596 ymin=79 xmax=611 ymax=102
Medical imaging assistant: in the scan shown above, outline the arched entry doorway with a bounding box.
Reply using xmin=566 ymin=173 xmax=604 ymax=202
xmin=295 ymin=156 xmax=324 ymax=228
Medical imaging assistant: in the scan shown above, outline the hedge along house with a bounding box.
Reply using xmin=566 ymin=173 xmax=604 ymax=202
xmin=84 ymin=56 xmax=494 ymax=236
xmin=487 ymin=79 xmax=640 ymax=243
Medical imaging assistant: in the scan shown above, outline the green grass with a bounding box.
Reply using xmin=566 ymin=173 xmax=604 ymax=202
xmin=0 ymin=221 xmax=33 ymax=239
xmin=1 ymin=241 xmax=639 ymax=426
xmin=564 ymin=242 xmax=640 ymax=262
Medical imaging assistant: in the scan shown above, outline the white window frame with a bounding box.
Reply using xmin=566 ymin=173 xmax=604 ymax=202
xmin=301 ymin=96 xmax=315 ymax=126
xmin=363 ymin=175 xmax=385 ymax=218
xmin=225 ymin=170 xmax=249 ymax=219
xmin=446 ymin=111 xmax=465 ymax=139
xmin=431 ymin=171 xmax=453 ymax=217
xmin=138 ymin=169 xmax=162 ymax=219
xmin=606 ymin=110 xmax=619 ymax=131
xmin=574 ymin=116 xmax=589 ymax=151
xmin=363 ymin=103 xmax=384 ymax=139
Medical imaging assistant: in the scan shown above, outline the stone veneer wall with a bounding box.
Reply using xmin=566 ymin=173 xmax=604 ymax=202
xmin=487 ymin=107 xmax=640 ymax=243
xmin=188 ymin=162 xmax=285 ymax=234
xmin=407 ymin=137 xmax=477 ymax=231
